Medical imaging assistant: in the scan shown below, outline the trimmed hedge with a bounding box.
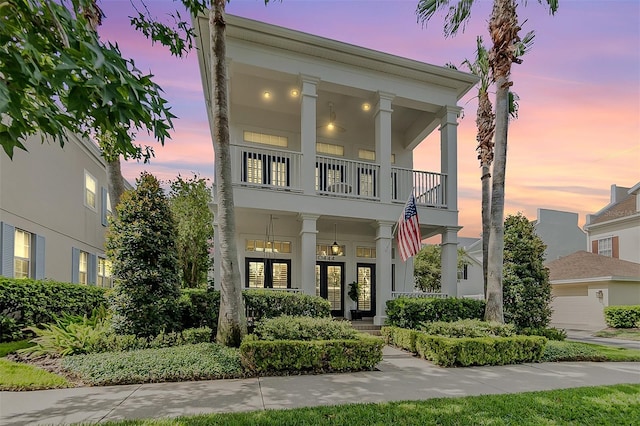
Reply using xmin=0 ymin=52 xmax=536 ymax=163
xmin=385 ymin=297 xmax=485 ymax=329
xmin=253 ymin=316 xmax=359 ymax=341
xmin=604 ymin=306 xmax=640 ymax=328
xmin=240 ymin=334 xmax=384 ymax=374
xmin=0 ymin=278 xmax=107 ymax=342
xmin=418 ymin=319 xmax=515 ymax=338
xmin=382 ymin=326 xmax=546 ymax=367
xmin=244 ymin=290 xmax=331 ymax=321
xmin=519 ymin=327 xmax=567 ymax=341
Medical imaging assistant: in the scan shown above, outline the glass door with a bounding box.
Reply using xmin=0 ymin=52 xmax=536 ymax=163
xmin=357 ymin=264 xmax=375 ymax=317
xmin=316 ymin=262 xmax=344 ymax=316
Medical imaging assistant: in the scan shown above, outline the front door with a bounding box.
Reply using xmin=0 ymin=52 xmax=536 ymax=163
xmin=357 ymin=263 xmax=375 ymax=317
xmin=316 ymin=262 xmax=344 ymax=317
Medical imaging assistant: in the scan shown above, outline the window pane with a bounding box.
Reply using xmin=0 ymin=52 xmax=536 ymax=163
xmin=272 ymin=262 xmax=289 ymax=288
xmin=327 ymin=266 xmax=342 ymax=311
xmin=14 ymin=229 xmax=30 ymax=258
xmin=246 ymin=158 xmax=263 ymax=184
xmin=79 ymin=251 xmax=88 ymax=285
xmin=14 ymin=259 xmax=29 ymax=279
xmin=244 ymin=131 xmax=288 ymax=147
xmin=85 ymin=172 xmax=97 ymax=208
xmin=316 ymin=142 xmax=344 ymax=156
xmin=315 ymin=265 xmax=321 ymax=298
xmin=357 ymin=266 xmax=372 ymax=311
xmin=358 ymin=149 xmax=375 ymax=161
xmin=598 ymin=238 xmax=612 ymax=257
xmin=248 ymin=261 xmax=265 ymax=288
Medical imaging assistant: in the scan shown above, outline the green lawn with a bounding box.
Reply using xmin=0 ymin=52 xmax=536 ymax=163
xmin=0 ymin=340 xmax=34 ymax=357
xmin=100 ymin=384 xmax=640 ymax=425
xmin=594 ymin=328 xmax=640 ymax=341
xmin=541 ymin=340 xmax=640 ymax=362
xmin=0 ymin=358 xmax=71 ymax=391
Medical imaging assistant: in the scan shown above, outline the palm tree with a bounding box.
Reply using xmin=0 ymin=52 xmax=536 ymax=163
xmin=417 ymin=0 xmax=559 ymax=322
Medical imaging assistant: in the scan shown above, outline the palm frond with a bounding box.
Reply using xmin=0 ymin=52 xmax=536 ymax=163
xmin=416 ymin=0 xmax=475 ymax=37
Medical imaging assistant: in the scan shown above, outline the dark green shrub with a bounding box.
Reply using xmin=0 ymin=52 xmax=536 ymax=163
xmin=0 ymin=278 xmax=107 ymax=342
xmin=519 ymin=327 xmax=567 ymax=341
xmin=61 ymin=343 xmax=243 ymax=385
xmin=418 ymin=319 xmax=515 ymax=338
xmin=604 ymin=306 xmax=640 ymax=328
xmin=244 ymin=290 xmax=331 ymax=322
xmin=380 ymin=326 xmax=419 ymax=352
xmin=106 ymin=172 xmax=181 ymax=337
xmin=502 ymin=213 xmax=552 ymax=330
xmin=415 ymin=334 xmax=546 ymax=367
xmin=253 ymin=316 xmax=359 ymax=341
xmin=541 ymin=341 xmax=608 ymax=362
xmin=240 ymin=334 xmax=383 ymax=374
xmin=91 ymin=327 xmax=212 ymax=353
xmin=178 ymin=289 xmax=219 ymax=332
xmin=385 ymin=297 xmax=485 ymax=329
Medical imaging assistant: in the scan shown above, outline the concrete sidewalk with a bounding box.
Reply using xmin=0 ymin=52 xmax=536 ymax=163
xmin=565 ymin=330 xmax=640 ymax=350
xmin=1 ymin=346 xmax=639 ymax=425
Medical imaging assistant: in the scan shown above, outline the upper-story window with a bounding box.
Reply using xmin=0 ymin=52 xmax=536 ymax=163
xmin=597 ymin=237 xmax=613 ymax=257
xmin=358 ymin=149 xmax=375 ymax=161
xmin=244 ymin=131 xmax=288 ymax=148
xmin=243 ymin=153 xmax=290 ymax=187
xmin=457 ymin=264 xmax=469 ymax=280
xmin=316 ymin=142 xmax=344 ymax=156
xmin=84 ymin=171 xmax=97 ymax=210
xmin=14 ymin=228 xmax=31 ymax=279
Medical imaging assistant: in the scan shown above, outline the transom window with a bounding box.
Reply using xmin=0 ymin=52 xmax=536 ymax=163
xmin=245 ymin=239 xmax=292 ymax=253
xmin=597 ymin=237 xmax=613 ymax=257
xmin=79 ymin=251 xmax=88 ymax=285
xmin=14 ymin=229 xmax=31 ymax=279
xmin=98 ymin=258 xmax=113 ymax=288
xmin=356 ymin=247 xmax=376 ymax=258
xmin=358 ymin=149 xmax=375 ymax=161
xmin=316 ymin=244 xmax=345 ymax=257
xmin=246 ymin=258 xmax=291 ymax=289
xmin=316 ymin=142 xmax=344 ymax=156
xmin=244 ymin=131 xmax=288 ymax=148
xmin=84 ymin=171 xmax=97 ymax=210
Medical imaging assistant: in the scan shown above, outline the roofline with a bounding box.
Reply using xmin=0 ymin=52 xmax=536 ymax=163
xmin=628 ymin=182 xmax=640 ymax=194
xmin=551 ymin=276 xmax=640 ymax=285
xmin=584 ymin=212 xmax=640 ymax=230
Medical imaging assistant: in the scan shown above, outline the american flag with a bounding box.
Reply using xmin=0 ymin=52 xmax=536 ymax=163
xmin=397 ymin=193 xmax=421 ymax=262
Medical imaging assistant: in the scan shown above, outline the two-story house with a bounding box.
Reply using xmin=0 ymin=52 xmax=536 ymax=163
xmin=195 ymin=15 xmax=476 ymax=324
xmin=0 ymin=133 xmax=114 ymax=287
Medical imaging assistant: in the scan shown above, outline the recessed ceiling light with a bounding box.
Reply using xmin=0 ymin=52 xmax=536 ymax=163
xmin=362 ymin=103 xmax=371 ymax=111
xmin=263 ymin=91 xmax=271 ymax=99
xmin=290 ymin=89 xmax=299 ymax=97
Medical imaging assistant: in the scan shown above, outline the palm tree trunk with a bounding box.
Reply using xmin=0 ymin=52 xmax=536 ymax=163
xmin=210 ymin=1 xmax=247 ymax=347
xmin=476 ymin=88 xmax=494 ymax=297
xmin=481 ymin=163 xmax=490 ymax=296
xmin=485 ymin=0 xmax=520 ymax=323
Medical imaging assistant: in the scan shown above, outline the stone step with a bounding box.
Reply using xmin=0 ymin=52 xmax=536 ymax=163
xmin=350 ymin=320 xmax=382 ymax=336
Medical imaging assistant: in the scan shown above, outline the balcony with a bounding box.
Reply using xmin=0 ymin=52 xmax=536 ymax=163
xmin=226 ymin=144 xmax=447 ymax=208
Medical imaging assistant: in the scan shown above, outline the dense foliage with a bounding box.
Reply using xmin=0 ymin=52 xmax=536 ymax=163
xmin=244 ymin=290 xmax=332 ymax=322
xmin=502 ymin=213 xmax=552 ymax=330
xmin=417 ymin=319 xmax=516 ymax=338
xmin=106 ymin=172 xmax=181 ymax=336
xmin=252 ymin=316 xmax=359 ymax=341
xmin=0 ymin=278 xmax=107 ymax=342
xmin=168 ymin=175 xmax=214 ymax=288
xmin=604 ymin=305 xmax=640 ymax=328
xmin=413 ymin=245 xmax=468 ymax=292
xmin=385 ymin=297 xmax=485 ymax=329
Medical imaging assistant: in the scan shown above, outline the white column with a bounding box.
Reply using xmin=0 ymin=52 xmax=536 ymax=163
xmin=439 ymin=106 xmax=461 ymax=211
xmin=374 ymin=220 xmax=394 ymax=325
xmin=441 ymin=226 xmax=460 ymax=297
xmin=298 ymin=213 xmax=320 ymax=295
xmin=375 ymin=92 xmax=394 ymax=204
xmin=210 ymin=202 xmax=221 ymax=290
xmin=300 ymin=75 xmax=319 ymax=195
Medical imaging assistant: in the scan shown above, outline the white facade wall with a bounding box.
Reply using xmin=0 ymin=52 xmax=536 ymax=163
xmin=587 ymin=217 xmax=640 ymax=263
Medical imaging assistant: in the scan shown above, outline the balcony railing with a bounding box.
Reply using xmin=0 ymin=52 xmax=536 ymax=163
xmin=391 ymin=291 xmax=448 ymax=299
xmin=227 ymin=144 xmax=447 ymax=208
xmin=315 ymin=155 xmax=380 ymax=200
xmin=391 ymin=167 xmax=447 ymax=208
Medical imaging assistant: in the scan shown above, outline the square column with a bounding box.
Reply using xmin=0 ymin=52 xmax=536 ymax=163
xmin=374 ymin=220 xmax=394 ymax=325
xmin=441 ymin=226 xmax=460 ymax=297
xmin=298 ymin=213 xmax=320 ymax=295
xmin=300 ymin=76 xmax=319 ymax=195
xmin=439 ymin=106 xmax=461 ymax=211
xmin=375 ymin=92 xmax=394 ymax=204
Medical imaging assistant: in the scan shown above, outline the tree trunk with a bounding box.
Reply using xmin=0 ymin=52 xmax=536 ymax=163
xmin=476 ymin=89 xmax=494 ymax=298
xmin=481 ymin=163 xmax=490 ymax=296
xmin=485 ymin=0 xmax=520 ymax=323
xmin=106 ymin=157 xmax=125 ymax=217
xmin=211 ymin=2 xmax=247 ymax=347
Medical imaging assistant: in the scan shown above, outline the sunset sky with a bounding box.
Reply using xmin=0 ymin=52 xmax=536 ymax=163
xmin=98 ymin=0 xmax=639 ymax=238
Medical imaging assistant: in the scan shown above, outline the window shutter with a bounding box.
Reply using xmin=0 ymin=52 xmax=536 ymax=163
xmin=1 ymin=222 xmax=15 ymax=277
xmin=612 ymin=236 xmax=620 ymax=259
xmin=88 ymin=253 xmax=96 ymax=285
xmin=591 ymin=240 xmax=598 ymax=254
xmin=33 ymin=235 xmax=46 ymax=280
xmin=101 ymin=187 xmax=108 ymax=227
xmin=71 ymin=248 xmax=80 ymax=283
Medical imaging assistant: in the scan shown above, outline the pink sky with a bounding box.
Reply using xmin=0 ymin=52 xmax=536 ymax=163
xmin=99 ymin=0 xmax=639 ymax=238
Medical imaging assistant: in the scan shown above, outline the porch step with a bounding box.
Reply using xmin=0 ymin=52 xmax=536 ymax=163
xmin=350 ymin=319 xmax=382 ymax=336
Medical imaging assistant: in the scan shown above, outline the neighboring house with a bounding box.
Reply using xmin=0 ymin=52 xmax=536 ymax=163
xmin=194 ymin=15 xmax=477 ymax=324
xmin=532 ymin=208 xmax=587 ymax=263
xmin=457 ymin=237 xmax=484 ymax=299
xmin=548 ymin=251 xmax=640 ymax=330
xmin=0 ymin=133 xmax=114 ymax=287
xmin=585 ymin=182 xmax=640 ymax=263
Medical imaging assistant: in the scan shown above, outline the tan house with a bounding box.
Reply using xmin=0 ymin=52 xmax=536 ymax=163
xmin=0 ymin=133 xmax=114 ymax=286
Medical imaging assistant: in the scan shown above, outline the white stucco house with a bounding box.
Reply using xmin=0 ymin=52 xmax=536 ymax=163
xmin=0 ymin=133 xmax=114 ymax=286
xmin=194 ymin=15 xmax=477 ymax=324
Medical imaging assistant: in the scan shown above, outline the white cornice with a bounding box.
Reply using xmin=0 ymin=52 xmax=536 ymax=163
xmin=552 ymin=276 xmax=640 ymax=285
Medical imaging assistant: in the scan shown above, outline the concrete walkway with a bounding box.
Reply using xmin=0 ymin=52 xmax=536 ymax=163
xmin=1 ymin=346 xmax=639 ymax=425
xmin=565 ymin=330 xmax=640 ymax=350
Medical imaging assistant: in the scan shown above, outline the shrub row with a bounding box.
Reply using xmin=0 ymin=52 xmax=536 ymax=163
xmin=244 ymin=290 xmax=331 ymax=321
xmin=604 ymin=306 xmax=640 ymax=328
xmin=61 ymin=343 xmax=243 ymax=386
xmin=0 ymin=278 xmax=107 ymax=342
xmin=382 ymin=326 xmax=546 ymax=367
xmin=418 ymin=319 xmax=515 ymax=338
xmin=385 ymin=297 xmax=485 ymax=329
xmin=252 ymin=316 xmax=359 ymax=341
xmin=240 ymin=334 xmax=384 ymax=374
xmin=518 ymin=327 xmax=567 ymax=341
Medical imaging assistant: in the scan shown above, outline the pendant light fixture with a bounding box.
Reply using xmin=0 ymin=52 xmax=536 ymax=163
xmin=331 ymin=223 xmax=340 ymax=256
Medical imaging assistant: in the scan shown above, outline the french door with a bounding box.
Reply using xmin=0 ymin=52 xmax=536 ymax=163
xmin=315 ymin=262 xmax=344 ymax=316
xmin=356 ymin=264 xmax=375 ymax=317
